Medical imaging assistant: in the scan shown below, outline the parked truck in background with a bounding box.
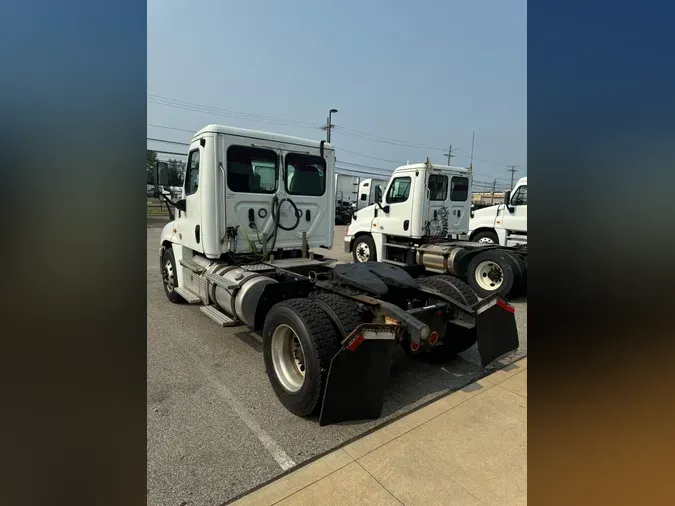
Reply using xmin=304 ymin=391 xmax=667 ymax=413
xmin=156 ymin=125 xmax=520 ymax=425
xmin=468 ymin=177 xmax=527 ymax=247
xmin=356 ymin=177 xmax=388 ymax=210
xmin=345 ymin=161 xmax=527 ymax=299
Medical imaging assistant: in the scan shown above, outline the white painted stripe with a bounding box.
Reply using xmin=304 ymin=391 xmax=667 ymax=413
xmin=203 ymin=372 xmax=296 ymax=471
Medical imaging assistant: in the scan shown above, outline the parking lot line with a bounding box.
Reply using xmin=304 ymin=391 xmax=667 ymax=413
xmin=203 ymin=368 xmax=297 ymax=471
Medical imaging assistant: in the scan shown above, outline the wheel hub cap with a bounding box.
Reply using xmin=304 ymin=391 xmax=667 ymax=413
xmin=271 ymin=324 xmax=306 ymax=393
xmin=475 ymin=261 xmax=503 ymax=291
xmin=356 ymin=243 xmax=370 ymax=262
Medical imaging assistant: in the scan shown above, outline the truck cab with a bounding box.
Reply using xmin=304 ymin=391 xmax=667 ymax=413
xmin=346 ymin=161 xmax=471 ymax=261
xmin=468 ymin=177 xmax=527 ymax=246
xmin=160 ymin=125 xmax=335 ymax=273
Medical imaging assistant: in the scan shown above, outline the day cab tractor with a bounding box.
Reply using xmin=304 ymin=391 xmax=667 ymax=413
xmin=344 ymin=162 xmax=528 ymax=299
xmin=157 ymin=125 xmax=520 ymax=425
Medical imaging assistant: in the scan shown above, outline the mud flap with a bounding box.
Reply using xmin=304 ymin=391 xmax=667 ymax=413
xmin=319 ymin=333 xmax=397 ymax=426
xmin=475 ymin=299 xmax=520 ymax=367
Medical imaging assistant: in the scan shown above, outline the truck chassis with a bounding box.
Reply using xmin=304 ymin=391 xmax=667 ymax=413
xmin=346 ymin=233 xmax=528 ymax=300
xmin=160 ymin=243 xmax=519 ymax=425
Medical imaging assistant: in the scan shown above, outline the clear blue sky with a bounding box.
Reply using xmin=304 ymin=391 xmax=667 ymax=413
xmin=148 ymin=0 xmax=526 ymax=190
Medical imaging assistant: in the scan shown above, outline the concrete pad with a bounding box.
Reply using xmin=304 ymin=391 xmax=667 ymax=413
xmin=481 ymin=357 xmax=527 ymax=386
xmin=232 ymin=449 xmax=353 ymax=506
xmin=498 ymin=369 xmax=527 ymax=398
xmin=344 ymin=379 xmax=494 ymax=460
xmin=276 ymin=462 xmax=400 ymax=506
xmin=359 ymin=386 xmax=527 ymax=506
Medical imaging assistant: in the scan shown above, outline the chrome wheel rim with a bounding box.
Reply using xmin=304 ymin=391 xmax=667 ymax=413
xmin=355 ymin=242 xmax=370 ymax=262
xmin=162 ymin=258 xmax=175 ymax=293
xmin=478 ymin=236 xmax=495 ymax=244
xmin=271 ymin=324 xmax=306 ymax=392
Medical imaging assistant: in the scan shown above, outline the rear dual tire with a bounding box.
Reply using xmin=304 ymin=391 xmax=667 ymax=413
xmin=466 ymin=250 xmax=525 ymax=299
xmin=262 ymin=298 xmax=346 ymax=417
xmin=408 ymin=275 xmax=479 ymax=364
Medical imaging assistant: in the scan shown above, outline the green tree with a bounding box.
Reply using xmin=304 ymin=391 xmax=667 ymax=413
xmin=166 ymin=158 xmax=186 ymax=187
xmin=147 ymin=150 xmax=158 ymax=184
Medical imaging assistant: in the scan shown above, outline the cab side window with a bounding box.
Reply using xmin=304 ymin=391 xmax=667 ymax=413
xmin=450 ymin=176 xmax=468 ymax=201
xmin=185 ymin=149 xmax=200 ymax=196
xmin=386 ymin=177 xmax=411 ymax=204
xmin=511 ymin=185 xmax=527 ymax=206
xmin=428 ymin=174 xmax=448 ymax=201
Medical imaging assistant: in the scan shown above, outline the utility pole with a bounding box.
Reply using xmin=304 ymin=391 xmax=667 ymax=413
xmin=442 ymin=145 xmax=454 ymax=165
xmin=322 ymin=108 xmax=338 ymax=142
xmin=491 ymin=179 xmax=497 ymax=205
xmin=507 ymin=165 xmax=518 ymax=189
xmin=469 ymin=131 xmax=475 ymax=183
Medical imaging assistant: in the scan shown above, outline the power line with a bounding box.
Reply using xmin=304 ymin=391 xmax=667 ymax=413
xmin=147 ymin=94 xmax=525 ymax=168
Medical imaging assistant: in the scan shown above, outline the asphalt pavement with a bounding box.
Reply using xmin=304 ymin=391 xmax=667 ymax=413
xmin=147 ymin=221 xmax=527 ymax=506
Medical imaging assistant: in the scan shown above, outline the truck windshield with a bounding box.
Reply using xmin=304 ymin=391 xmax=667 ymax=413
xmin=285 ymin=153 xmax=326 ymax=196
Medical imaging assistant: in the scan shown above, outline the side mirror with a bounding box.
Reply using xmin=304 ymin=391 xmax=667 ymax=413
xmin=382 ymin=205 xmax=390 ymax=213
xmin=157 ymin=161 xmax=169 ymax=186
xmin=504 ymin=190 xmax=515 ymax=212
xmin=174 ymin=199 xmax=186 ymax=212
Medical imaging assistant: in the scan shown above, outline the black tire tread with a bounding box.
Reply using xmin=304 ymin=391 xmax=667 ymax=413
xmin=419 ymin=275 xmax=478 ymax=306
xmin=410 ymin=276 xmax=478 ymax=362
xmin=162 ymin=247 xmax=181 ymax=304
xmin=268 ymin=298 xmax=339 ymax=416
xmin=309 ymin=291 xmax=364 ymax=338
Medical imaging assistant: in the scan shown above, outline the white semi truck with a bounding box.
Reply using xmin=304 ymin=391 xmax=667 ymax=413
xmin=345 ymin=162 xmax=527 ymax=299
xmin=156 ymin=125 xmax=519 ymax=425
xmin=468 ymin=177 xmax=527 ymax=247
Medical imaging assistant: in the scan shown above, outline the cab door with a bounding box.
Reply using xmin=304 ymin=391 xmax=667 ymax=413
xmin=501 ymin=183 xmax=527 ymax=233
xmin=446 ymin=175 xmax=470 ymax=234
xmin=425 ymin=173 xmax=449 ymax=238
xmin=375 ymin=175 xmax=415 ymax=237
xmin=278 ymin=150 xmax=333 ymax=249
xmin=175 ymin=144 xmax=203 ymax=252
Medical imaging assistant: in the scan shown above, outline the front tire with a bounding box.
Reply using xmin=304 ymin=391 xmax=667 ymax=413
xmin=472 ymin=230 xmax=499 ymax=245
xmin=262 ymin=299 xmax=340 ymax=417
xmin=161 ymin=247 xmax=181 ymax=303
xmin=352 ymin=235 xmax=377 ymax=263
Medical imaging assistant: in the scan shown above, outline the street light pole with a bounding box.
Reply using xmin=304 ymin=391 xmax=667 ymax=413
xmin=324 ymin=108 xmax=338 ymax=142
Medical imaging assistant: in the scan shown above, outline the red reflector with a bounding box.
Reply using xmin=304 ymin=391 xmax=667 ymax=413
xmin=496 ymin=299 xmax=515 ymax=314
xmin=437 ymin=310 xmax=443 ymax=316
xmin=429 ymin=331 xmax=439 ymax=345
xmin=347 ymin=334 xmax=364 ymax=351
xmin=410 ymin=341 xmax=420 ymax=352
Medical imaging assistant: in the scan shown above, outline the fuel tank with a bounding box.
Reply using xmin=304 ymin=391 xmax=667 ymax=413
xmin=208 ymin=265 xmax=278 ymax=326
xmin=415 ymin=243 xmax=468 ymax=276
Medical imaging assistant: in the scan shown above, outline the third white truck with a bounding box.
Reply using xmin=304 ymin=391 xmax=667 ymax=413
xmin=468 ymin=177 xmax=527 ymax=247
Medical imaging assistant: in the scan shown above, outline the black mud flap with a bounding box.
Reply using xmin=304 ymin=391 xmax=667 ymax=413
xmin=475 ymin=299 xmax=520 ymax=367
xmin=319 ymin=337 xmax=397 ymax=426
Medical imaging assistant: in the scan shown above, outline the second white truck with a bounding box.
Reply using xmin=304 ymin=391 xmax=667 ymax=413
xmin=345 ymin=161 xmax=527 ymax=299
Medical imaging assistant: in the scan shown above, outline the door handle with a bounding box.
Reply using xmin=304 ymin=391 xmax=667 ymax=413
xmin=433 ymin=210 xmax=437 ymax=219
xmin=305 ymin=209 xmax=311 ymax=221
